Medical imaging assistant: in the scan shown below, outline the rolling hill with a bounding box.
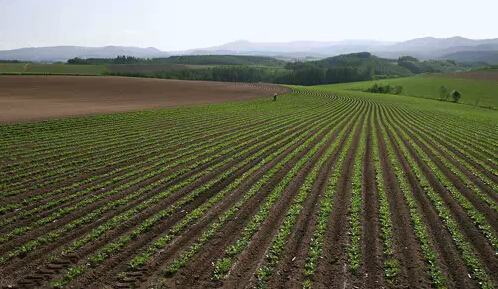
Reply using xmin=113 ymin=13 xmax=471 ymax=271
xmin=0 ymin=46 xmax=169 ymax=62
xmin=2 ymin=37 xmax=498 ymax=63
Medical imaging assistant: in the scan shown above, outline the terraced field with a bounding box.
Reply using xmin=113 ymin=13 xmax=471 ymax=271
xmin=0 ymin=85 xmax=497 ymax=289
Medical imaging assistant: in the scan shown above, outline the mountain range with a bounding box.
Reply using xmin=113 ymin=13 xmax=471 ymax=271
xmin=0 ymin=46 xmax=169 ymax=62
xmin=1 ymin=37 xmax=497 ymax=63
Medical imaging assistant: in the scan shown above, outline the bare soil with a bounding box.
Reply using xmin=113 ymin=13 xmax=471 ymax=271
xmin=0 ymin=75 xmax=289 ymax=122
xmin=429 ymin=71 xmax=498 ymax=81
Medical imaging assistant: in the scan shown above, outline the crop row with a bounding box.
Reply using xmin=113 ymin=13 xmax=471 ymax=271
xmin=253 ymin=108 xmax=361 ymax=288
xmin=52 ymin=98 xmax=359 ymax=286
xmin=1 ymin=111 xmax=281 ymax=196
xmin=0 ymin=112 xmax=314 ymax=261
xmin=376 ymin=107 xmax=447 ymax=287
xmin=391 ymin=109 xmax=498 ymax=211
xmin=371 ymin=107 xmax=398 ymax=283
xmin=0 ymin=105 xmax=312 ymax=216
xmin=345 ymin=109 xmax=368 ymax=274
xmin=384 ymin=107 xmax=497 ymax=251
xmin=164 ymin=103 xmax=364 ymax=280
xmin=379 ymin=107 xmax=494 ymax=288
xmin=301 ymin=106 xmax=362 ymax=288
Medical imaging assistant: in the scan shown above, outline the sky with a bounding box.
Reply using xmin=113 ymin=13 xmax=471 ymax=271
xmin=0 ymin=0 xmax=496 ymax=51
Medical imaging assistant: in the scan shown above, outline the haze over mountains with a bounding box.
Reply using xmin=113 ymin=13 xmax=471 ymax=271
xmin=1 ymin=37 xmax=497 ymax=63
xmin=0 ymin=46 xmax=169 ymax=62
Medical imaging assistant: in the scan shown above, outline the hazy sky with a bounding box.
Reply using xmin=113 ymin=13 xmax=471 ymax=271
xmin=1 ymin=0 xmax=496 ymax=51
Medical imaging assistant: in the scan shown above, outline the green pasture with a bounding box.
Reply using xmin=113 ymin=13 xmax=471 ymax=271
xmin=0 ymin=63 xmax=107 ymax=75
xmin=324 ymin=75 xmax=498 ymax=109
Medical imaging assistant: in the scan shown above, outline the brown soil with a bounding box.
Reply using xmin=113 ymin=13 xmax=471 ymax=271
xmin=144 ymin=102 xmax=358 ymax=289
xmin=383 ymin=107 xmax=477 ymax=288
xmin=385 ymin=110 xmax=498 ymax=283
xmin=223 ymin=106 xmax=363 ymax=289
xmin=360 ymin=110 xmax=384 ymax=288
xmin=313 ymin=107 xmax=366 ymax=289
xmin=0 ymin=75 xmax=290 ymax=122
xmin=384 ymin=109 xmax=498 ymax=230
xmin=0 ymin=117 xmax=291 ymax=235
xmin=0 ymin=112 xmax=311 ymax=281
xmin=265 ymin=106 xmax=361 ymax=289
xmin=0 ymin=98 xmax=339 ymax=287
xmin=375 ymin=110 xmax=429 ymax=288
xmin=428 ymin=71 xmax=498 ymax=81
xmin=395 ymin=107 xmax=498 ymax=189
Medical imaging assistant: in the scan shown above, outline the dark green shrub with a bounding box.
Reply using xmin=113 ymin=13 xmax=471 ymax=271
xmin=450 ymin=90 xmax=462 ymax=102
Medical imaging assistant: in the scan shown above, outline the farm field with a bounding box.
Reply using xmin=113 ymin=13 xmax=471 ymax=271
xmin=430 ymin=70 xmax=498 ymax=82
xmin=106 ymin=64 xmax=210 ymax=74
xmin=0 ymin=76 xmax=288 ymax=122
xmin=330 ymin=73 xmax=498 ymax=109
xmin=0 ymin=81 xmax=497 ymax=289
xmin=0 ymin=63 xmax=107 ymax=75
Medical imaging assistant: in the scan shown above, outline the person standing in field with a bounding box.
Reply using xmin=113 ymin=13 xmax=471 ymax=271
xmin=273 ymin=93 xmax=277 ymax=101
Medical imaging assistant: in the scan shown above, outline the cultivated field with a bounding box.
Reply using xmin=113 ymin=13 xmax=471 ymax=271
xmin=0 ymin=76 xmax=288 ymax=122
xmin=107 ymin=64 xmax=210 ymax=74
xmin=331 ymin=73 xmax=498 ymax=109
xmin=431 ymin=70 xmax=498 ymax=82
xmin=0 ymin=63 xmax=107 ymax=75
xmin=0 ymin=82 xmax=497 ymax=288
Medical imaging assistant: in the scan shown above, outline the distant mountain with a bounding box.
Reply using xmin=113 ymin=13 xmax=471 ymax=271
xmin=1 ymin=37 xmax=498 ymax=63
xmin=183 ymin=40 xmax=335 ymax=53
xmin=372 ymin=37 xmax=498 ymax=59
xmin=0 ymin=46 xmax=169 ymax=62
xmin=439 ymin=51 xmax=498 ymax=63
xmin=175 ymin=37 xmax=498 ymax=62
xmin=172 ymin=40 xmax=392 ymax=59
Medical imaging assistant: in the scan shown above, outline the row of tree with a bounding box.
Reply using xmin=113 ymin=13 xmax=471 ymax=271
xmin=104 ymin=65 xmax=376 ymax=86
xmin=67 ymin=56 xmax=141 ymax=65
xmin=67 ymin=55 xmax=286 ymax=66
xmin=105 ymin=66 xmax=288 ymax=83
xmin=67 ymin=53 xmax=478 ymax=87
xmin=364 ymin=83 xmax=404 ymax=95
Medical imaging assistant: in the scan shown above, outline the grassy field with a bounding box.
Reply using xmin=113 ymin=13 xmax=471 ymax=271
xmin=328 ymin=75 xmax=498 ymax=109
xmin=0 ymin=83 xmax=496 ymax=288
xmin=0 ymin=63 xmax=107 ymax=75
xmin=0 ymin=62 xmax=282 ymax=77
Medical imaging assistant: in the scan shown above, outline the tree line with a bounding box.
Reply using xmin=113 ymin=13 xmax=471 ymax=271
xmin=103 ymin=65 xmax=375 ymax=86
xmin=67 ymin=55 xmax=286 ymax=66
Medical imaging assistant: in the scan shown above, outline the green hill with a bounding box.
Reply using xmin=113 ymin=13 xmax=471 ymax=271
xmin=319 ymin=52 xmax=412 ymax=77
xmin=323 ymin=75 xmax=498 ymax=109
xmin=440 ymin=51 xmax=498 ymax=63
xmin=287 ymin=52 xmax=412 ymax=79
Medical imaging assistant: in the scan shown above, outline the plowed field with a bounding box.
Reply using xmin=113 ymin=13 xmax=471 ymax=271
xmin=0 ymin=76 xmax=289 ymax=122
xmin=0 ymin=84 xmax=496 ymax=289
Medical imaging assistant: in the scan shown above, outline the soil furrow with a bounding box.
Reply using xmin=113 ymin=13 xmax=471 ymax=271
xmin=0 ymin=112 xmax=322 ymax=282
xmin=383 ymin=114 xmax=478 ymax=288
xmin=359 ymin=109 xmax=383 ymax=289
xmin=145 ymin=101 xmax=364 ymax=289
xmin=385 ymin=112 xmax=498 ymax=283
xmin=376 ymin=114 xmax=428 ymax=288
xmin=6 ymin=98 xmax=345 ymax=286
xmin=385 ymin=108 xmax=498 ymax=229
xmin=308 ymin=106 xmax=366 ymax=289
xmin=266 ymin=126 xmax=350 ymax=289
